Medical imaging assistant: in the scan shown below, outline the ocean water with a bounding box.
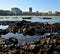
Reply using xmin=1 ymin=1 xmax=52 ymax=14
xmin=32 ymin=16 xmax=60 ymax=22
xmin=0 ymin=16 xmax=60 ymax=22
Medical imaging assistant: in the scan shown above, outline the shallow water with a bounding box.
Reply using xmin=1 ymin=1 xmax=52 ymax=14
xmin=31 ymin=16 xmax=60 ymax=22
xmin=1 ymin=32 xmax=58 ymax=43
xmin=0 ymin=16 xmax=60 ymax=22
xmin=1 ymin=33 xmax=41 ymax=43
xmin=0 ymin=25 xmax=9 ymax=29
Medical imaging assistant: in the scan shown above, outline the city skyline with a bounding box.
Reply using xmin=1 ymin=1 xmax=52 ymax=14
xmin=0 ymin=0 xmax=60 ymax=12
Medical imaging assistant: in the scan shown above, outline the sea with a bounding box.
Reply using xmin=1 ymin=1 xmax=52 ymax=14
xmin=0 ymin=16 xmax=60 ymax=43
xmin=0 ymin=16 xmax=60 ymax=22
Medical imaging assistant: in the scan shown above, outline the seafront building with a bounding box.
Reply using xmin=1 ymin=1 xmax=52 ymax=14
xmin=0 ymin=10 xmax=4 ymax=15
xmin=0 ymin=10 xmax=13 ymax=16
xmin=29 ymin=7 xmax=32 ymax=13
xmin=48 ymin=11 xmax=52 ymax=14
xmin=0 ymin=7 xmax=60 ymax=16
xmin=55 ymin=11 xmax=60 ymax=15
xmin=11 ymin=8 xmax=22 ymax=15
xmin=3 ymin=10 xmax=13 ymax=15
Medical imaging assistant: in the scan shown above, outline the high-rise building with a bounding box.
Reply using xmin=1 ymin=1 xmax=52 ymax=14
xmin=11 ymin=7 xmax=22 ymax=15
xmin=48 ymin=11 xmax=52 ymax=14
xmin=29 ymin=7 xmax=32 ymax=13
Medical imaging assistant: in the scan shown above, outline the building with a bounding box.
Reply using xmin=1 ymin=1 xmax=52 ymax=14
xmin=29 ymin=7 xmax=32 ymax=13
xmin=55 ymin=11 xmax=60 ymax=14
xmin=0 ymin=10 xmax=4 ymax=15
xmin=48 ymin=11 xmax=52 ymax=14
xmin=3 ymin=10 xmax=13 ymax=15
xmin=35 ymin=11 xmax=39 ymax=15
xmin=55 ymin=11 xmax=60 ymax=16
xmin=11 ymin=7 xmax=22 ymax=15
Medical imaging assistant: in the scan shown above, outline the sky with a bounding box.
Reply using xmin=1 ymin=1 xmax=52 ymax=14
xmin=0 ymin=0 xmax=60 ymax=12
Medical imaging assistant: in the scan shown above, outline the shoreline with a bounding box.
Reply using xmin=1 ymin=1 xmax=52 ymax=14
xmin=0 ymin=15 xmax=60 ymax=18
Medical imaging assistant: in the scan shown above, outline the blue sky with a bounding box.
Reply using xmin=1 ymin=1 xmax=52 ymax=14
xmin=0 ymin=0 xmax=60 ymax=12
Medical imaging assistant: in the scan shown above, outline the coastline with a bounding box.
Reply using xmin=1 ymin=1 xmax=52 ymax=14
xmin=0 ymin=15 xmax=60 ymax=18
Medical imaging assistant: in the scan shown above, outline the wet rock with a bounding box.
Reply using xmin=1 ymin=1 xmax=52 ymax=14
xmin=30 ymin=45 xmax=41 ymax=54
xmin=15 ymin=44 xmax=20 ymax=50
xmin=40 ymin=30 xmax=46 ymax=35
xmin=9 ymin=37 xmax=18 ymax=44
xmin=2 ymin=45 xmax=8 ymax=52
xmin=4 ymin=39 xmax=9 ymax=45
xmin=23 ymin=28 xmax=35 ymax=36
xmin=16 ymin=20 xmax=27 ymax=27
xmin=0 ymin=29 xmax=8 ymax=35
xmin=21 ymin=42 xmax=27 ymax=46
xmin=0 ymin=38 xmax=5 ymax=45
xmin=11 ymin=49 xmax=19 ymax=54
xmin=34 ymin=40 xmax=41 ymax=45
xmin=55 ymin=45 xmax=60 ymax=51
xmin=8 ymin=43 xmax=15 ymax=50
xmin=29 ymin=44 xmax=36 ymax=50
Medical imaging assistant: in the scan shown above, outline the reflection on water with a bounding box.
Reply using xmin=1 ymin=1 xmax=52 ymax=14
xmin=1 ymin=32 xmax=58 ymax=43
xmin=1 ymin=33 xmax=41 ymax=43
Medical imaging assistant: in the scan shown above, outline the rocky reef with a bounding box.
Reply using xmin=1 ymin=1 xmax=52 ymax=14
xmin=0 ymin=20 xmax=60 ymax=35
xmin=0 ymin=34 xmax=60 ymax=54
xmin=0 ymin=20 xmax=60 ymax=54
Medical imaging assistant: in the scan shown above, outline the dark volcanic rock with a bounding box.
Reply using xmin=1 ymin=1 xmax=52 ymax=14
xmin=9 ymin=37 xmax=18 ymax=44
xmin=0 ymin=29 xmax=8 ymax=35
xmin=0 ymin=34 xmax=60 ymax=54
xmin=23 ymin=28 xmax=35 ymax=36
xmin=0 ymin=21 xmax=60 ymax=36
